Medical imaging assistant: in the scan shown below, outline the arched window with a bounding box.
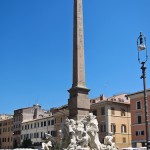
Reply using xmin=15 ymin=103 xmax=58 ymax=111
xmin=121 ymin=124 xmax=127 ymax=133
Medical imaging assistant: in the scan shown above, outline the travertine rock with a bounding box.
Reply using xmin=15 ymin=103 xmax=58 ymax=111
xmin=42 ymin=113 xmax=118 ymax=150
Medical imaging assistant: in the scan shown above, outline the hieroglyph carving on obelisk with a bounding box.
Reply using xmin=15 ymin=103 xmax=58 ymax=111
xmin=73 ymin=0 xmax=85 ymax=88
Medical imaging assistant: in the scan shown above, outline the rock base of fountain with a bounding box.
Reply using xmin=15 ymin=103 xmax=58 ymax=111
xmin=42 ymin=113 xmax=118 ymax=150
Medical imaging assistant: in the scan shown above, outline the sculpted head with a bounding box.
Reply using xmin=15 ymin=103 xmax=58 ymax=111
xmin=88 ymin=113 xmax=96 ymax=120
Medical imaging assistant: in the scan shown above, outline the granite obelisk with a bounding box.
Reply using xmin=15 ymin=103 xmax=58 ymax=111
xmin=68 ymin=0 xmax=90 ymax=120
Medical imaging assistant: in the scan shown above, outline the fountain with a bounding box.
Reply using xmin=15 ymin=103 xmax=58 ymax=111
xmin=42 ymin=113 xmax=118 ymax=150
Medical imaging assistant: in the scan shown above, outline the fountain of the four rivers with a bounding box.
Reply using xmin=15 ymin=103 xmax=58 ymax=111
xmin=41 ymin=0 xmax=118 ymax=149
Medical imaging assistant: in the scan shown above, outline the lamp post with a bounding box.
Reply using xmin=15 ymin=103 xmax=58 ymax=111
xmin=137 ymin=32 xmax=150 ymax=149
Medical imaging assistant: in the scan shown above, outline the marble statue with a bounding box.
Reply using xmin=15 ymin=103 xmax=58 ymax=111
xmin=104 ymin=132 xmax=114 ymax=146
xmin=42 ymin=133 xmax=52 ymax=150
xmin=84 ymin=113 xmax=102 ymax=149
xmin=42 ymin=113 xmax=118 ymax=150
xmin=102 ymin=132 xmax=117 ymax=150
xmin=42 ymin=132 xmax=61 ymax=150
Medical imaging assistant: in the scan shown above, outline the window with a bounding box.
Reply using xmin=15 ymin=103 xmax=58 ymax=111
xmin=43 ymin=133 xmax=46 ymax=138
xmin=137 ymin=115 xmax=142 ymax=124
xmin=92 ymin=100 xmax=95 ymax=103
xmin=41 ymin=122 xmax=43 ymax=127
xmin=111 ymin=123 xmax=116 ymax=133
xmin=44 ymin=121 xmax=46 ymax=126
xmin=92 ymin=110 xmax=97 ymax=116
xmin=101 ymin=107 xmax=105 ymax=115
xmin=111 ymin=107 xmax=115 ymax=115
xmin=100 ymin=124 xmax=106 ymax=132
xmin=141 ymin=131 xmax=144 ymax=135
xmin=51 ymin=131 xmax=57 ymax=137
xmin=113 ymin=137 xmax=115 ymax=143
xmin=121 ymin=109 xmax=126 ymax=116
xmin=136 ymin=130 xmax=144 ymax=136
xmin=37 ymin=132 xmax=39 ymax=138
xmin=41 ymin=132 xmax=43 ymax=138
xmin=34 ymin=123 xmax=36 ymax=128
xmin=31 ymin=124 xmax=32 ymax=128
xmin=137 ymin=101 xmax=141 ymax=109
xmin=34 ymin=133 xmax=36 ymax=138
xmin=33 ymin=133 xmax=39 ymax=138
xmin=136 ymin=131 xmax=138 ymax=136
xmin=48 ymin=120 xmax=50 ymax=126
xmin=123 ymin=137 xmax=126 ymax=143
xmin=51 ymin=120 xmax=54 ymax=125
xmin=121 ymin=124 xmax=127 ymax=133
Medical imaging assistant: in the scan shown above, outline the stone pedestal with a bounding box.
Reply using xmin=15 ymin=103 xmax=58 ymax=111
xmin=68 ymin=86 xmax=90 ymax=120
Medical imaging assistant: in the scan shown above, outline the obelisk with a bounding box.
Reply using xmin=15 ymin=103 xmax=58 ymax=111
xmin=68 ymin=0 xmax=90 ymax=120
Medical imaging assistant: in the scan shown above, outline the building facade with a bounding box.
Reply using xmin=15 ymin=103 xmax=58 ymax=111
xmin=0 ymin=115 xmax=13 ymax=149
xmin=127 ymin=89 xmax=150 ymax=148
xmin=13 ymin=104 xmax=50 ymax=148
xmin=21 ymin=116 xmax=55 ymax=148
xmin=90 ymin=94 xmax=131 ymax=149
xmin=50 ymin=94 xmax=131 ymax=149
xmin=51 ymin=105 xmax=69 ymax=142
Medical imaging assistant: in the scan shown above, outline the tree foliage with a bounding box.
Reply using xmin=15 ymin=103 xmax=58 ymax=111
xmin=22 ymin=138 xmax=32 ymax=148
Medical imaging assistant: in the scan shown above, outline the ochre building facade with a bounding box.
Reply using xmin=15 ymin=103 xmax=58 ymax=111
xmin=127 ymin=89 xmax=150 ymax=148
xmin=90 ymin=94 xmax=131 ymax=149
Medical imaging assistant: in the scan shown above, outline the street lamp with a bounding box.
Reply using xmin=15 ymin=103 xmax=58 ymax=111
xmin=137 ymin=32 xmax=150 ymax=149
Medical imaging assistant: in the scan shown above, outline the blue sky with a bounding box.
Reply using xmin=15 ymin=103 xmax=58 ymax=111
xmin=0 ymin=0 xmax=150 ymax=114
